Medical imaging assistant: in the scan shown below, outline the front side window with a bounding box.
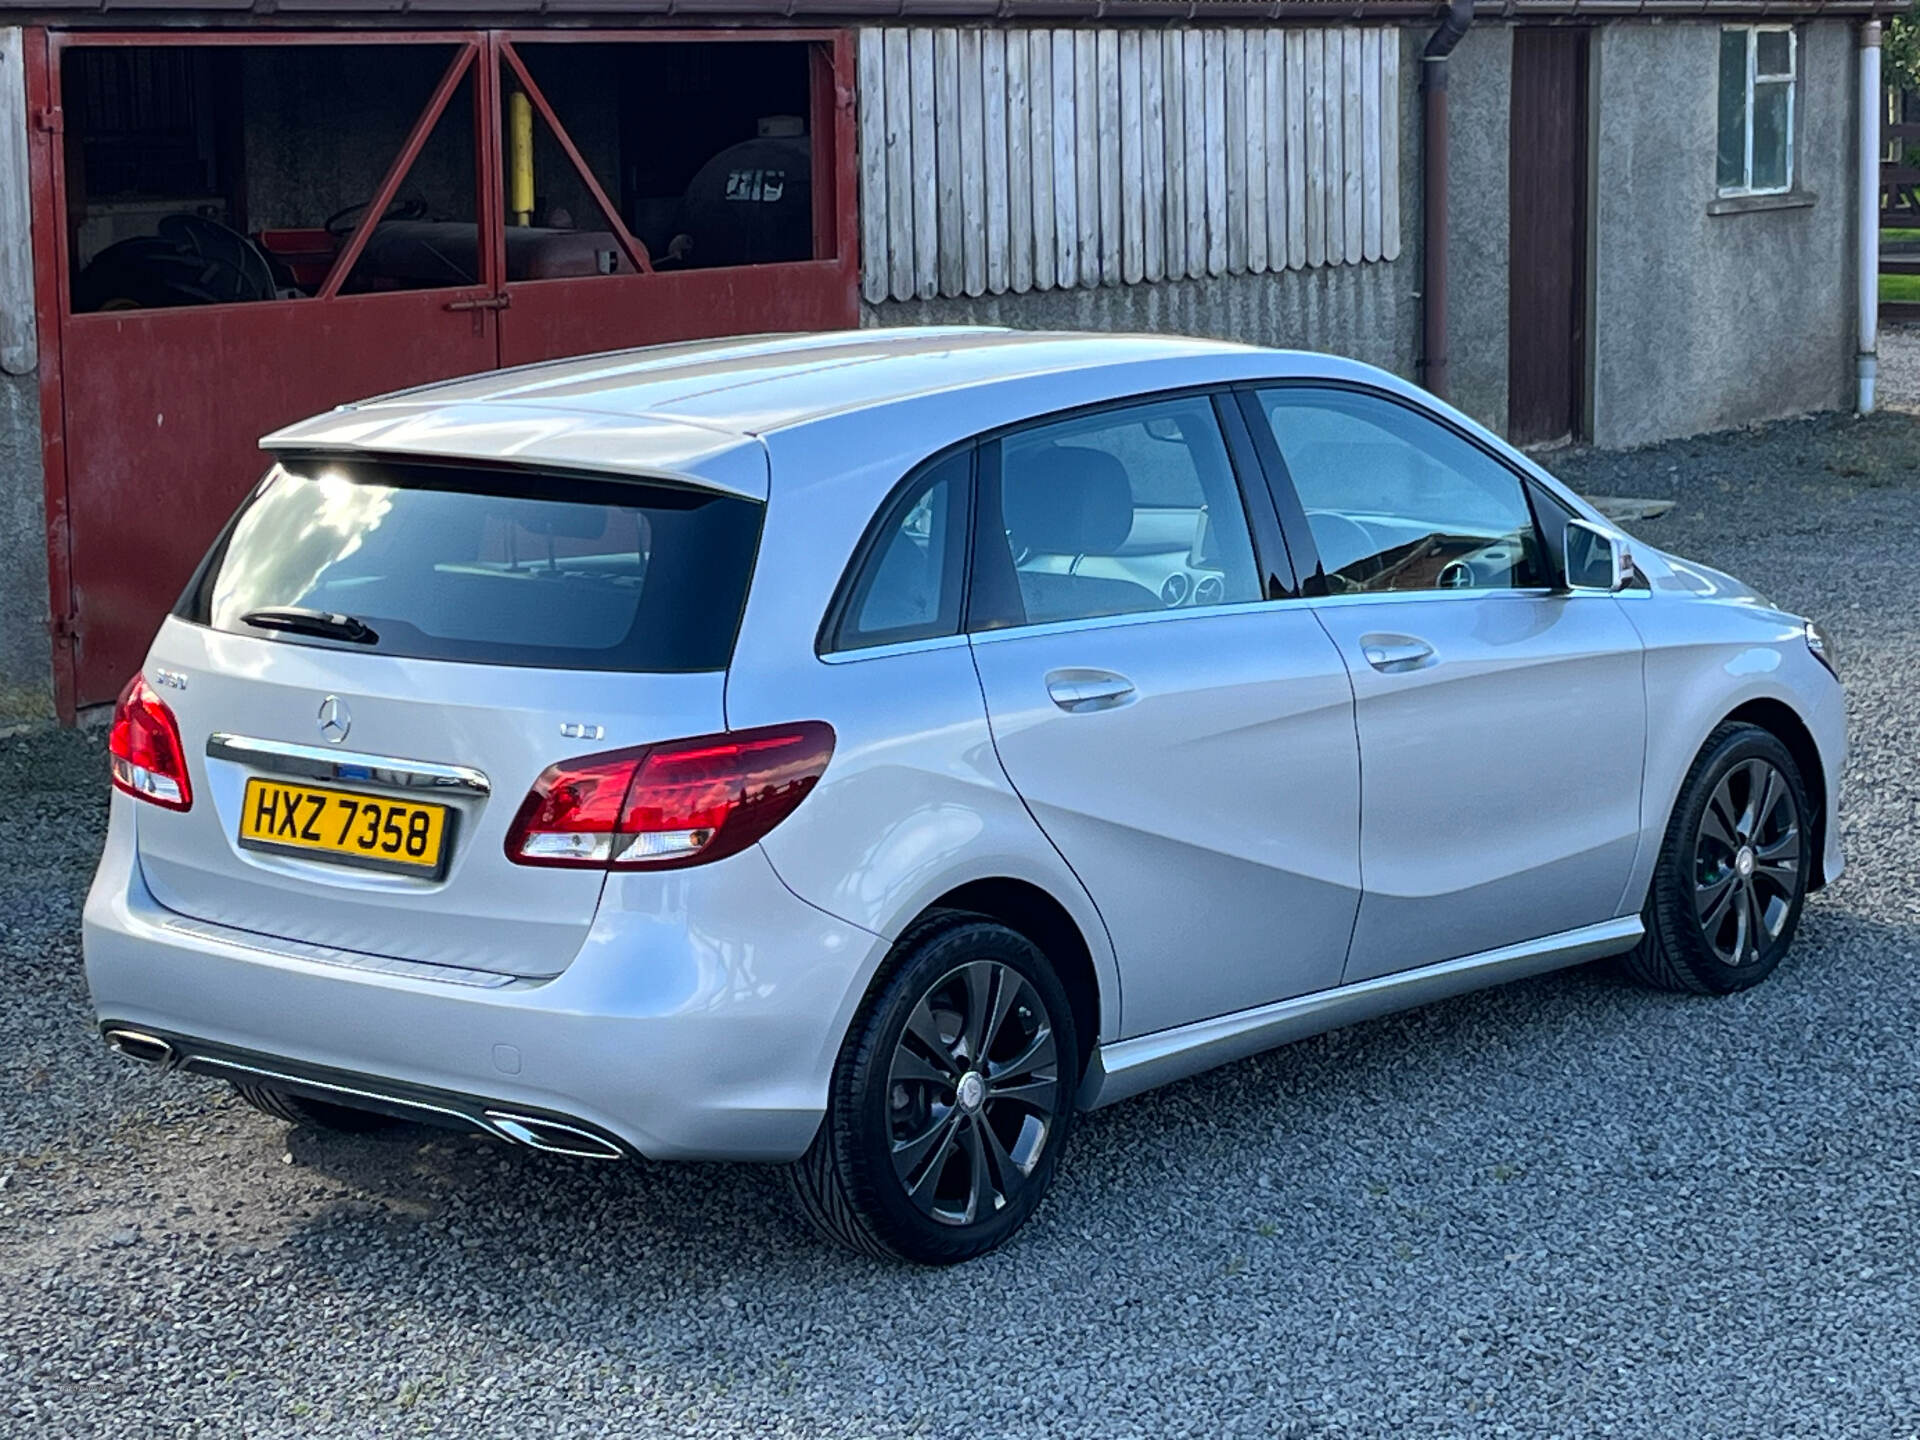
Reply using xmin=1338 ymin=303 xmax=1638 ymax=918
xmin=974 ymin=396 xmax=1264 ymax=629
xmin=1254 ymin=388 xmax=1545 ymax=594
xmin=1718 ymin=26 xmax=1796 ymax=195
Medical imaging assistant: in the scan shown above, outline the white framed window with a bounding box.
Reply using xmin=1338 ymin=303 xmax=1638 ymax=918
xmin=1717 ymin=26 xmax=1797 ymax=195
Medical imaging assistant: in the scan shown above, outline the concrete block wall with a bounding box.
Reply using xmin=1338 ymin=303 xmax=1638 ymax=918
xmin=1442 ymin=23 xmax=1512 ymax=438
xmin=0 ymin=375 xmax=51 ymax=733
xmin=1590 ymin=18 xmax=1856 ymax=447
xmin=863 ymin=258 xmax=1418 ymax=378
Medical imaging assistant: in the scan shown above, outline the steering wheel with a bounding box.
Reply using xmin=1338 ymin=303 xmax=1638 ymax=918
xmin=1438 ymin=536 xmax=1527 ymax=591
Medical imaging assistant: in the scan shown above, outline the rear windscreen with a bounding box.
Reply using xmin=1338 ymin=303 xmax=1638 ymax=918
xmin=178 ymin=458 xmax=763 ymax=672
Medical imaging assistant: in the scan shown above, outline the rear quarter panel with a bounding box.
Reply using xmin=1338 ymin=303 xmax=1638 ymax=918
xmin=722 ymin=406 xmax=1124 ymax=1044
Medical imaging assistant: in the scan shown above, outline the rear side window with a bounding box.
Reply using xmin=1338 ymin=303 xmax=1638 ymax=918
xmin=179 ymin=459 xmax=763 ymax=672
xmin=974 ymin=395 xmax=1264 ymax=628
xmin=824 ymin=448 xmax=971 ymax=653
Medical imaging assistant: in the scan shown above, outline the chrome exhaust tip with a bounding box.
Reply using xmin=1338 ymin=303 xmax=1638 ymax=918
xmin=484 ymin=1111 xmax=624 ymax=1161
xmin=104 ymin=1028 xmax=176 ymax=1068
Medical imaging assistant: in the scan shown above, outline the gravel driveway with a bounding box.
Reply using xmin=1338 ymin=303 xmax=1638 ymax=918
xmin=1878 ymin=322 xmax=1920 ymax=414
xmin=7 ymin=411 xmax=1920 ymax=1438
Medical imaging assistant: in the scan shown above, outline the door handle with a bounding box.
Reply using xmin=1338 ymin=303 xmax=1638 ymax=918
xmin=1359 ymin=634 xmax=1437 ymax=673
xmin=444 ymin=293 xmax=512 ymax=312
xmin=1046 ymin=669 xmax=1137 ymax=713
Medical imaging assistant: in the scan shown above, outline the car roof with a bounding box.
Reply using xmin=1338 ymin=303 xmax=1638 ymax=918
xmin=261 ymin=328 xmax=1391 ymax=500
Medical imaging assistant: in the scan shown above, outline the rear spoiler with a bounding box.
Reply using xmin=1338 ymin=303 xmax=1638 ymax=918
xmin=262 ymin=403 xmax=769 ymax=501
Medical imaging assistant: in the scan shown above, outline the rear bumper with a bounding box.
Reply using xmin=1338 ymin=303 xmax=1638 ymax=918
xmin=84 ymin=795 xmax=890 ymax=1162
xmin=100 ymin=1026 xmax=634 ymax=1159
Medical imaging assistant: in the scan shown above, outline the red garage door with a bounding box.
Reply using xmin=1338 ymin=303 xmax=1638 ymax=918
xmin=27 ymin=28 xmax=858 ymax=714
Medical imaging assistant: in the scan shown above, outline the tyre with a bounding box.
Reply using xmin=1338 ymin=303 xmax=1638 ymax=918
xmin=229 ymin=1081 xmax=399 ymax=1134
xmin=1622 ymin=721 xmax=1812 ymax=995
xmin=787 ymin=914 xmax=1079 ymax=1264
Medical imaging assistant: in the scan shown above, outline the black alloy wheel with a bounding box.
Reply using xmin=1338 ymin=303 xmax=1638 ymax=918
xmin=1692 ymin=756 xmax=1803 ymax=969
xmin=885 ymin=958 xmax=1062 ymax=1228
xmin=1623 ymin=721 xmax=1813 ymax=995
xmin=788 ymin=915 xmax=1078 ymax=1263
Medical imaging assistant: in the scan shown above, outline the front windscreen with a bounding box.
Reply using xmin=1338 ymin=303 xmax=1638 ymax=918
xmin=178 ymin=458 xmax=763 ymax=672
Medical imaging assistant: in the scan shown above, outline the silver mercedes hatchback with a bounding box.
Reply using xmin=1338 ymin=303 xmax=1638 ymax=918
xmin=85 ymin=329 xmax=1844 ymax=1263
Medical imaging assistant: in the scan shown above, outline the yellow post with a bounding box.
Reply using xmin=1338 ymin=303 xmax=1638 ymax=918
xmin=508 ymin=90 xmax=534 ymax=226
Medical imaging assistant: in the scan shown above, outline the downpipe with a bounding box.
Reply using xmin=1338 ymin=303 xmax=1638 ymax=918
xmin=1421 ymin=0 xmax=1476 ymax=402
xmin=1859 ymin=19 xmax=1882 ymax=415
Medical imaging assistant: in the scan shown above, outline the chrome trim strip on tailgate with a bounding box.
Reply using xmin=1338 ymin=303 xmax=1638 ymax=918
xmin=206 ymin=733 xmax=491 ymax=796
xmin=155 ymin=912 xmax=523 ymax=990
xmin=1080 ymin=916 xmax=1645 ymax=1110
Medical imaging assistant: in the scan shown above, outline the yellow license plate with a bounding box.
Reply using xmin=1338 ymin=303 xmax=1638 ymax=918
xmin=239 ymin=778 xmax=451 ymax=876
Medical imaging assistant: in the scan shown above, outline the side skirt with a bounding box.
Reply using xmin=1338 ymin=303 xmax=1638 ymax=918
xmin=1079 ymin=916 xmax=1643 ymax=1109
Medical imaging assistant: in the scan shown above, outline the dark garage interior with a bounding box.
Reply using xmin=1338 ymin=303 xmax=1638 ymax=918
xmin=61 ymin=38 xmax=819 ymax=310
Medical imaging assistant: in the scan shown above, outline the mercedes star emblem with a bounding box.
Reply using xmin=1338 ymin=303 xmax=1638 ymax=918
xmin=317 ymin=695 xmax=352 ymax=745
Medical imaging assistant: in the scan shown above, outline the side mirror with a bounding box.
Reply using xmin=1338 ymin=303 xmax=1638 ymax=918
xmin=1563 ymin=519 xmax=1631 ymax=593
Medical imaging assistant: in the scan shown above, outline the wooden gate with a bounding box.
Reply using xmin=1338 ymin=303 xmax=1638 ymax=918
xmin=1507 ymin=27 xmax=1590 ymax=449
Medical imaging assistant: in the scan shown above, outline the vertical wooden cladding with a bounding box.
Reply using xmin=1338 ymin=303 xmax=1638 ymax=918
xmin=0 ymin=28 xmax=35 ymax=375
xmin=856 ymin=24 xmax=1401 ymax=305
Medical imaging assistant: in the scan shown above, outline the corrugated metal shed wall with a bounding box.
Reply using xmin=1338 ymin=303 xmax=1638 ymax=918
xmin=856 ymin=24 xmax=1400 ymax=304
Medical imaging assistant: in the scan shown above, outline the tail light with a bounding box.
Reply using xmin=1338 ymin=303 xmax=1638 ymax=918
xmin=505 ymin=722 xmax=835 ymax=871
xmin=108 ymin=674 xmax=193 ymax=811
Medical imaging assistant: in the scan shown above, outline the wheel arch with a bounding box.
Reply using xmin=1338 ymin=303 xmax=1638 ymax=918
xmin=1723 ymin=696 xmax=1830 ymax=889
xmin=1626 ymin=675 xmax=1836 ymax=918
xmin=909 ymin=878 xmax=1107 ymax=1077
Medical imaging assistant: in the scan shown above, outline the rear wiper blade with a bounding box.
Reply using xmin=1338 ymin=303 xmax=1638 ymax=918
xmin=239 ymin=607 xmax=379 ymax=645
